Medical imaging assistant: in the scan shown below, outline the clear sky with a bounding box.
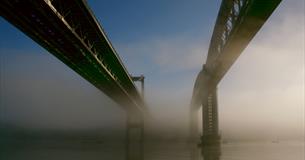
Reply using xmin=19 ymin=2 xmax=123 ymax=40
xmin=0 ymin=0 xmax=304 ymax=140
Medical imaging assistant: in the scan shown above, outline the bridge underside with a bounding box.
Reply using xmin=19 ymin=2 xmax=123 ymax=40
xmin=190 ymin=2 xmax=282 ymax=160
xmin=0 ymin=0 xmax=145 ymax=113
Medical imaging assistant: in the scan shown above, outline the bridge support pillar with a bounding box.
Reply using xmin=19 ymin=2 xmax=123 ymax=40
xmin=190 ymin=108 xmax=199 ymax=143
xmin=200 ymin=88 xmax=221 ymax=159
xmin=126 ymin=112 xmax=144 ymax=160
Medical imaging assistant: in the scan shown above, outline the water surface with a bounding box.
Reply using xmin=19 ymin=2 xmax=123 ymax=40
xmin=1 ymin=140 xmax=304 ymax=160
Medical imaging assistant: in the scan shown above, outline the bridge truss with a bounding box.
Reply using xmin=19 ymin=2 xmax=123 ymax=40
xmin=190 ymin=0 xmax=282 ymax=151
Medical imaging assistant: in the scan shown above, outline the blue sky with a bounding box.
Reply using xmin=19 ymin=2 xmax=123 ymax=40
xmin=85 ymin=0 xmax=221 ymax=87
xmin=0 ymin=0 xmax=221 ymax=92
xmin=0 ymin=0 xmax=304 ymax=139
xmin=87 ymin=0 xmax=221 ymax=42
xmin=0 ymin=0 xmax=220 ymax=130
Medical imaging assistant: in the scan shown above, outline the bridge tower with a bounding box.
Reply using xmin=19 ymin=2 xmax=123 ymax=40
xmin=125 ymin=75 xmax=145 ymax=160
xmin=189 ymin=66 xmax=221 ymax=159
xmin=201 ymin=89 xmax=220 ymax=146
xmin=126 ymin=112 xmax=144 ymax=160
xmin=200 ymin=89 xmax=221 ymax=160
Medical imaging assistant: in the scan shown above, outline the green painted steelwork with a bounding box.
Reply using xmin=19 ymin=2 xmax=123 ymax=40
xmin=0 ymin=0 xmax=146 ymax=113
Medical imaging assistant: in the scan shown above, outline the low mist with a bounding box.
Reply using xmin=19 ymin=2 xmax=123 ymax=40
xmin=0 ymin=0 xmax=304 ymax=143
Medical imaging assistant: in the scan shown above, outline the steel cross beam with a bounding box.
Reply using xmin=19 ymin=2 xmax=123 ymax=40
xmin=191 ymin=0 xmax=282 ymax=110
xmin=0 ymin=0 xmax=146 ymax=113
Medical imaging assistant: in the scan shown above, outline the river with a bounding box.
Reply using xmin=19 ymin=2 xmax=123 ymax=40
xmin=1 ymin=140 xmax=303 ymax=160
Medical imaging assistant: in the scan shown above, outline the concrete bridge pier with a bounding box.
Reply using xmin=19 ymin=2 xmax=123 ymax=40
xmin=200 ymin=89 xmax=221 ymax=159
xmin=125 ymin=112 xmax=144 ymax=160
xmin=189 ymin=108 xmax=199 ymax=143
